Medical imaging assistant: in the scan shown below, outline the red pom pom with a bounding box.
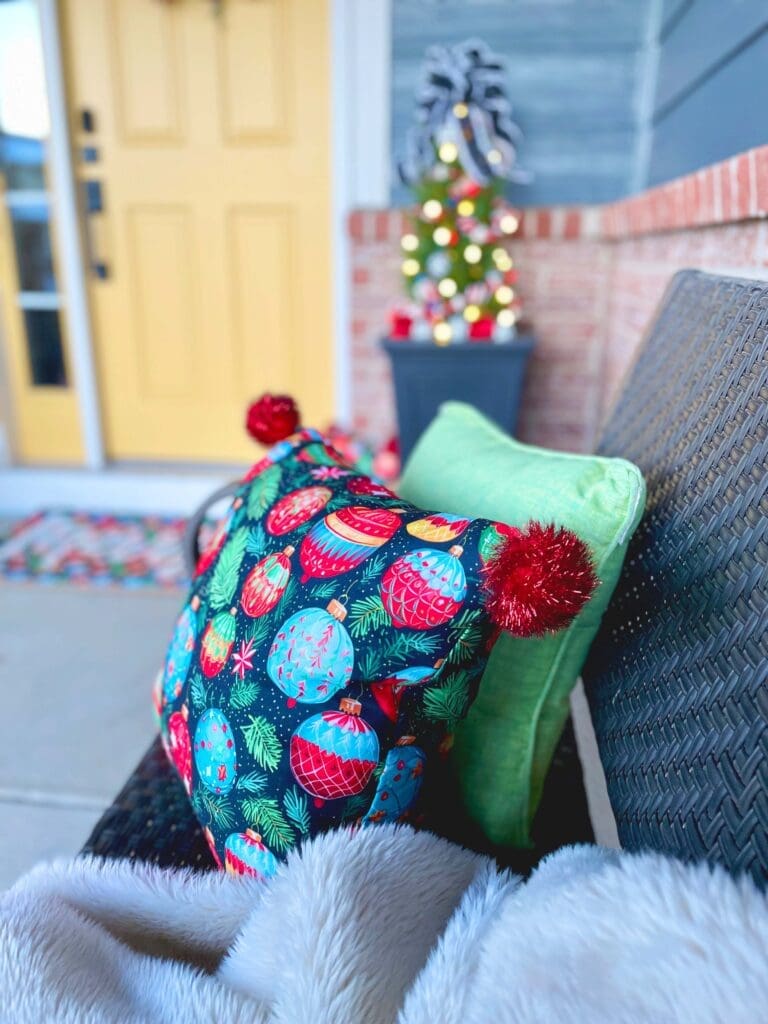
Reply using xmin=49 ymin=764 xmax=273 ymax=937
xmin=482 ymin=522 xmax=598 ymax=637
xmin=245 ymin=393 xmax=300 ymax=445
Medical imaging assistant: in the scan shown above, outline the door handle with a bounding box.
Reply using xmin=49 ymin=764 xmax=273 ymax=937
xmin=82 ymin=180 xmax=109 ymax=280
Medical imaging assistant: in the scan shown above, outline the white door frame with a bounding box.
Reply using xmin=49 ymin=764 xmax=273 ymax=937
xmin=30 ymin=0 xmax=391 ymax=469
xmin=38 ymin=0 xmax=104 ymax=468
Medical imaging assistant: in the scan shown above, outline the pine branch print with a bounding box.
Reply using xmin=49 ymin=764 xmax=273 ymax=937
xmin=237 ymin=770 xmax=268 ymax=795
xmin=246 ymin=617 xmax=272 ymax=649
xmin=189 ymin=672 xmax=208 ymax=711
xmin=358 ymin=649 xmax=382 ymax=681
xmin=283 ymin=787 xmax=310 ymax=836
xmin=422 ymin=670 xmax=471 ymax=728
xmin=446 ymin=609 xmax=485 ymax=665
xmin=246 ymin=523 xmax=267 ymax=557
xmin=241 ymin=797 xmax=295 ymax=853
xmin=229 ymin=677 xmax=260 ymax=710
xmin=247 ymin=465 xmax=281 ymax=519
xmin=309 ymin=580 xmax=338 ymax=601
xmin=241 ymin=715 xmax=282 ymax=771
xmin=208 ymin=527 xmax=248 ymax=610
xmin=193 ymin=789 xmax=236 ymax=830
xmin=359 ymin=553 xmax=386 ymax=586
xmin=349 ymin=595 xmax=391 ymax=638
xmin=341 ymin=791 xmax=370 ymax=821
xmin=382 ymin=631 xmax=440 ymax=665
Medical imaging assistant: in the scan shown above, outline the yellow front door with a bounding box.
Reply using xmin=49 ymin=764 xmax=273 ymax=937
xmin=61 ymin=0 xmax=333 ymax=463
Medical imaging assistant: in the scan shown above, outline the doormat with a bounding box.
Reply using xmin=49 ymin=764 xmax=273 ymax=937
xmin=0 ymin=510 xmax=214 ymax=589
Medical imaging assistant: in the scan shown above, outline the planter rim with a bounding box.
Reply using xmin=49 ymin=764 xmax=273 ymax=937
xmin=381 ymin=335 xmax=535 ymax=355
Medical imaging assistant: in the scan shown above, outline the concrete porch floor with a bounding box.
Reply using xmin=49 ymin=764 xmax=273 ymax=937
xmin=0 ymin=582 xmax=180 ymax=888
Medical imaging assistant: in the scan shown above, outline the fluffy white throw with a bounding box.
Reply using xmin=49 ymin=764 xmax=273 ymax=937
xmin=2 ymin=825 xmax=767 ymax=1023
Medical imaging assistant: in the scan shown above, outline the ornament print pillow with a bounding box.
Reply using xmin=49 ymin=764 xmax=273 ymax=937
xmin=158 ymin=410 xmax=596 ymax=879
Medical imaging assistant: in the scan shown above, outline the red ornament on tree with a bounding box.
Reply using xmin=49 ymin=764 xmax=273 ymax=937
xmin=469 ymin=317 xmax=494 ymax=341
xmin=245 ymin=393 xmax=300 ymax=445
xmin=390 ymin=311 xmax=413 ymax=340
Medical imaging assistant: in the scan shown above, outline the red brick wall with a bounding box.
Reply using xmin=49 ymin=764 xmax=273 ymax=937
xmin=349 ymin=146 xmax=768 ymax=453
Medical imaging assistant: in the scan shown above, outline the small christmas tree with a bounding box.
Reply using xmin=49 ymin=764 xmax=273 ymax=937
xmin=392 ymin=40 xmax=527 ymax=345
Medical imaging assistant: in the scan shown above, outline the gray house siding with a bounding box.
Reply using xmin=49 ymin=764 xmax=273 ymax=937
xmin=648 ymin=0 xmax=768 ymax=185
xmin=390 ymin=0 xmax=653 ymax=207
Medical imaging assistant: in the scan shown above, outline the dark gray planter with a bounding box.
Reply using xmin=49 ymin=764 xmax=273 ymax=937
xmin=382 ymin=335 xmax=535 ymax=462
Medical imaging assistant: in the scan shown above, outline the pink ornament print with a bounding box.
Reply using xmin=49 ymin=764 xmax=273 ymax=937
xmin=380 ymin=545 xmax=467 ymax=629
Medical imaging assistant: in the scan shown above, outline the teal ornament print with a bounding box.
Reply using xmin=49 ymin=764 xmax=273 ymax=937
xmin=162 ymin=595 xmax=200 ymax=702
xmin=363 ymin=740 xmax=426 ymax=824
xmin=224 ymin=829 xmax=279 ymax=880
xmin=267 ymin=601 xmax=354 ymax=707
xmin=194 ymin=708 xmax=238 ymax=795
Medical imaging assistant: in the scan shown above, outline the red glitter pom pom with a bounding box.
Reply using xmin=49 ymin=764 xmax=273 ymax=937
xmin=482 ymin=522 xmax=598 ymax=637
xmin=245 ymin=393 xmax=300 ymax=445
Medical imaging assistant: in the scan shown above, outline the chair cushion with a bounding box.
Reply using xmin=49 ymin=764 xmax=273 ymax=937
xmin=399 ymin=401 xmax=644 ymax=846
xmin=583 ymin=270 xmax=768 ymax=887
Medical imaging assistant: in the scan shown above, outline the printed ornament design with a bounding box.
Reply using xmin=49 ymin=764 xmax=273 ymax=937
xmin=266 ymin=485 xmax=331 ymax=536
xmin=165 ymin=704 xmax=192 ymax=795
xmin=407 ymin=513 xmax=471 ymax=544
xmin=363 ymin=738 xmax=426 ymax=824
xmin=240 ymin=545 xmax=294 ymax=618
xmin=370 ymin=663 xmax=440 ymax=722
xmin=479 ymin=522 xmax=517 ymax=566
xmin=225 ymin=830 xmax=279 ymax=880
xmin=297 ymin=441 xmax=340 ymax=467
xmin=194 ymin=708 xmax=238 ymax=795
xmin=290 ymin=697 xmax=379 ymax=805
xmin=381 ymin=545 xmax=467 ymax=629
xmin=267 ymin=600 xmax=354 ymax=706
xmin=162 ymin=595 xmax=200 ymax=702
xmin=200 ymin=608 xmax=238 ymax=678
xmin=346 ymin=476 xmax=397 ymax=500
xmin=195 ymin=498 xmax=244 ymax=576
xmin=299 ymin=506 xmax=401 ymax=582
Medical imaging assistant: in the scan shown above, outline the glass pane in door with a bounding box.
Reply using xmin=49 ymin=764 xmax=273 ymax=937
xmin=0 ymin=0 xmax=67 ymax=388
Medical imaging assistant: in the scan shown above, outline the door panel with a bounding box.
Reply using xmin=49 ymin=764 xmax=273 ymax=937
xmin=61 ymin=0 xmax=332 ymax=462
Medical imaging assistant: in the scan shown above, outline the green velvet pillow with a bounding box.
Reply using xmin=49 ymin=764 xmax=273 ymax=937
xmin=399 ymin=402 xmax=645 ymax=847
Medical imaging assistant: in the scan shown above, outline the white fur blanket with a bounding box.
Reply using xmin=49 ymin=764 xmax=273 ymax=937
xmin=2 ymin=825 xmax=767 ymax=1023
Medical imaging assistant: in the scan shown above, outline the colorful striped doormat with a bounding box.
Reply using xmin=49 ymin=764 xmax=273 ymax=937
xmin=0 ymin=510 xmax=213 ymax=588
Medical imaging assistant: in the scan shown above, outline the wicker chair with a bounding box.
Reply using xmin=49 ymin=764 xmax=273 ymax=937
xmin=82 ymin=270 xmax=768 ymax=886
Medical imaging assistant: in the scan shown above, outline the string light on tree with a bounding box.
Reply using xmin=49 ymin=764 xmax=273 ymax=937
xmin=463 ymin=244 xmax=482 ymax=264
xmin=495 ymin=285 xmax=515 ymax=305
xmin=437 ymin=277 xmax=458 ymax=298
xmin=433 ymin=226 xmax=452 ymax=246
xmin=401 ymin=233 xmax=419 ymax=252
xmin=457 ymin=199 xmax=475 ymax=217
xmin=438 ymin=141 xmax=459 ymax=163
xmin=433 ymin=321 xmax=452 ymax=345
xmin=497 ymin=308 xmax=517 ymax=328
xmin=464 ymin=304 xmax=481 ymax=323
xmin=500 ymin=213 xmax=520 ymax=234
xmin=422 ymin=199 xmax=443 ymax=220
xmin=402 ymin=258 xmax=420 ymax=277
